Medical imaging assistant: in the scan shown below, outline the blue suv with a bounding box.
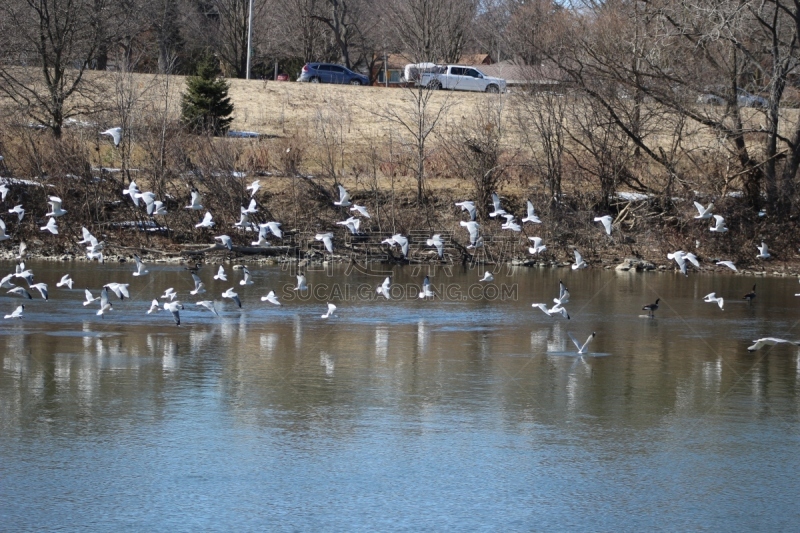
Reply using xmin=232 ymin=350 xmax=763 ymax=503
xmin=298 ymin=63 xmax=369 ymax=85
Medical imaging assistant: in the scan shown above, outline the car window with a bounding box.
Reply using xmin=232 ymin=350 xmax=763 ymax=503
xmin=450 ymin=67 xmax=464 ymax=76
xmin=330 ymin=66 xmax=345 ymax=73
xmin=317 ymin=65 xmax=332 ymax=71
xmin=465 ymin=69 xmax=481 ymax=78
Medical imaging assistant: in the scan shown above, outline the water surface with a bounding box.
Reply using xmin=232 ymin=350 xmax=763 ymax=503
xmin=1 ymin=260 xmax=799 ymax=531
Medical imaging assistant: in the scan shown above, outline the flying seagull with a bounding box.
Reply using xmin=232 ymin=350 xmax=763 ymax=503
xmin=100 ymin=127 xmax=122 ymax=146
xmin=321 ymin=302 xmax=337 ymax=318
xmin=594 ymin=215 xmax=613 ymax=235
xmin=522 ymin=200 xmax=541 ymax=224
xmin=261 ymin=291 xmax=281 ymax=305
xmin=572 ymin=249 xmax=587 ymax=270
xmin=693 ymin=201 xmax=714 ymax=219
xmin=4 ymin=305 xmax=24 ymax=320
xmin=568 ymin=331 xmax=596 ymax=354
xmin=334 ymin=185 xmax=351 ymax=207
xmin=222 ymin=287 xmax=242 ymax=308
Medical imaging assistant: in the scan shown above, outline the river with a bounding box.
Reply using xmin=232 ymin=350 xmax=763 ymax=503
xmin=1 ymin=260 xmax=799 ymax=531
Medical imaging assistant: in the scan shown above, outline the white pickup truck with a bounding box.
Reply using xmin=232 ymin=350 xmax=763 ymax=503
xmin=405 ymin=63 xmax=506 ymax=93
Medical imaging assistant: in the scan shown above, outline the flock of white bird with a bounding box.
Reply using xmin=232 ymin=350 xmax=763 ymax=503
xmin=0 ymin=133 xmax=793 ymax=353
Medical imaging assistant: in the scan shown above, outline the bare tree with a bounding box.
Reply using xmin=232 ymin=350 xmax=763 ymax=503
xmin=0 ymin=0 xmax=111 ymax=136
xmin=372 ymin=85 xmax=453 ymax=203
xmin=383 ymin=0 xmax=477 ymax=63
xmin=441 ymin=95 xmax=510 ymax=219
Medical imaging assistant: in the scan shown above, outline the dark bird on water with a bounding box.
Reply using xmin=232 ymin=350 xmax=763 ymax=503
xmin=642 ymin=298 xmax=660 ymax=317
xmin=743 ymin=284 xmax=756 ymax=303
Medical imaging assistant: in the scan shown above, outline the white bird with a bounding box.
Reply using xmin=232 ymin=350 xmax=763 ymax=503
xmin=321 ymin=302 xmax=337 ymax=318
xmin=667 ymin=251 xmax=691 ymax=276
xmin=30 ymin=283 xmax=48 ymax=300
xmin=196 ymin=300 xmax=220 ymax=316
xmin=0 ymin=218 xmax=9 ymax=241
xmin=40 ymin=217 xmax=58 ymax=234
xmin=376 ymin=276 xmax=391 ymax=299
xmin=316 ymin=232 xmax=334 ymax=254
xmin=684 ymin=252 xmax=700 ymax=268
xmin=528 ymin=237 xmax=546 ymax=255
xmin=455 ymin=200 xmax=477 ymax=221
xmin=186 ymin=188 xmax=203 ymax=210
xmin=294 ymin=274 xmax=308 ymax=291
xmin=568 ymin=331 xmax=596 ymax=354
xmin=239 ymin=266 xmax=254 ymax=286
xmin=261 ymin=291 xmax=281 ymax=305
xmin=214 ymin=265 xmax=227 ymax=281
xmin=161 ymin=287 xmax=177 ymax=300
xmin=0 ymin=273 xmax=15 ymax=289
xmin=195 ymin=212 xmax=215 ymax=228
xmin=419 ymin=276 xmax=434 ymax=299
xmin=250 ymin=233 xmax=270 ymax=247
xmin=334 ymin=185 xmax=351 ymax=207
xmin=460 ymin=221 xmax=481 ymax=248
xmin=350 ymin=204 xmax=370 ymax=218
xmin=246 ymin=180 xmax=260 ymax=197
xmin=501 ymin=214 xmax=521 ymax=232
xmin=150 ymin=201 xmax=168 ymax=216
xmin=693 ymin=201 xmax=714 ymax=219
xmin=427 ymin=234 xmax=444 ymax=258
xmin=241 ymin=198 xmax=258 ymax=214
xmin=4 ymin=305 xmax=24 ymax=319
xmin=136 ymin=191 xmax=156 ymax=213
xmin=132 ymin=254 xmax=149 ymax=276
xmin=522 ymin=200 xmax=541 ymax=224
xmin=147 ymin=299 xmax=161 ymax=314
xmin=748 ymin=337 xmax=800 ymax=352
xmin=190 ymin=273 xmax=206 ymax=295
xmin=100 ymin=127 xmax=122 ymax=146
xmin=0 ymin=183 xmax=8 ymax=202
xmin=46 ymin=196 xmax=67 ymax=217
xmin=56 ymin=274 xmax=74 ymax=289
xmin=83 ymin=289 xmax=100 ymax=306
xmin=215 ymin=235 xmax=233 ymax=251
xmin=757 ymin=242 xmax=771 ymax=259
xmin=123 ymin=181 xmax=141 ymax=206
xmin=594 ymin=215 xmax=613 ymax=235
xmin=87 ymin=251 xmax=104 ymax=262
xmin=709 ymin=215 xmax=728 ymax=233
xmin=337 ymin=217 xmax=361 ymax=235
xmin=703 ymin=292 xmax=724 ymax=310
xmin=8 ymin=287 xmax=32 ymax=299
xmin=554 ymin=280 xmax=570 ymax=306
xmin=104 ymin=283 xmax=130 ymax=299
xmin=716 ymin=260 xmax=737 ymax=271
xmin=97 ymin=287 xmax=112 ymax=317
xmin=6 ymin=211 xmax=22 ymax=240
xmin=77 ymin=227 xmax=94 ymax=244
xmin=479 ymin=272 xmax=494 ymax=282
xmin=261 ymin=221 xmax=282 ymax=239
xmin=234 ymin=212 xmax=251 ymax=229
xmin=489 ymin=192 xmax=507 ymax=218
xmin=532 ymin=302 xmax=570 ymax=319
xmin=9 ymin=204 xmax=24 ymax=221
xmin=163 ymin=301 xmax=184 ymax=326
xmin=85 ymin=235 xmax=104 ymax=253
xmin=222 ymin=287 xmax=242 ymax=308
xmin=572 ymin=249 xmax=587 ymax=270
xmin=382 ymin=234 xmax=409 ymax=258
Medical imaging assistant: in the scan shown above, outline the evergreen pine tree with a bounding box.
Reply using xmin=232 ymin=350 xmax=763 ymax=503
xmin=181 ymin=55 xmax=234 ymax=136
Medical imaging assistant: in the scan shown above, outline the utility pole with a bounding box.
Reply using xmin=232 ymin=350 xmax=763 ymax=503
xmin=246 ymin=0 xmax=254 ymax=79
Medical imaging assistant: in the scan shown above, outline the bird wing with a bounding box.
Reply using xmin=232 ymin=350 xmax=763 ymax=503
xmin=337 ymin=185 xmax=349 ymax=203
xmin=581 ymin=333 xmax=595 ymax=352
xmin=574 ymin=249 xmax=583 ymax=263
xmin=567 ymin=332 xmax=582 ymax=351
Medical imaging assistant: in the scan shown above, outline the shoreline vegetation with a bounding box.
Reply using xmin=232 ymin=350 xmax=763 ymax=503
xmin=1 ymin=75 xmax=799 ymax=277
